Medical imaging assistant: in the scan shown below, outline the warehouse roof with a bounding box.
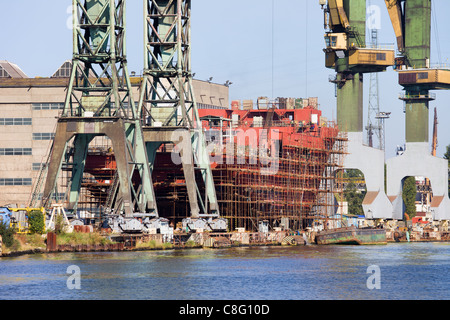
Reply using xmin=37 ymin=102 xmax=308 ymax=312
xmin=0 ymin=60 xmax=28 ymax=78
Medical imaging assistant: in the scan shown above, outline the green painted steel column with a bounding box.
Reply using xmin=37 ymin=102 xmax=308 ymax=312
xmin=404 ymin=0 xmax=431 ymax=69
xmin=404 ymin=97 xmax=429 ymax=143
xmin=403 ymin=0 xmax=431 ymax=143
xmin=336 ymin=0 xmax=365 ymax=133
xmin=343 ymin=0 xmax=366 ymax=47
xmin=337 ymin=73 xmax=364 ymax=132
xmin=68 ymin=134 xmax=95 ymax=211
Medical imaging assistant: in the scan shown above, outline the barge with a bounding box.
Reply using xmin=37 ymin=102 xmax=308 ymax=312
xmin=314 ymin=226 xmax=387 ymax=245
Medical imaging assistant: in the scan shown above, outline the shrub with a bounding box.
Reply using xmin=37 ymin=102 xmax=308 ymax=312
xmin=28 ymin=210 xmax=45 ymax=234
xmin=0 ymin=222 xmax=15 ymax=248
xmin=55 ymin=214 xmax=65 ymax=235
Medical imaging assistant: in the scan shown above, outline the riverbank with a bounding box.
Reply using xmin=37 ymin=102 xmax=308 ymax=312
xmin=4 ymin=228 xmax=450 ymax=258
xmin=0 ymin=230 xmax=308 ymax=258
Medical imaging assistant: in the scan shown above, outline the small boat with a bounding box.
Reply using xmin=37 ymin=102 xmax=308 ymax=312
xmin=314 ymin=226 xmax=387 ymax=245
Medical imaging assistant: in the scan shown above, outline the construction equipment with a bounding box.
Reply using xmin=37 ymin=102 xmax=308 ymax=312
xmin=46 ymin=204 xmax=73 ymax=233
xmin=0 ymin=207 xmax=11 ymax=229
xmin=0 ymin=207 xmax=45 ymax=234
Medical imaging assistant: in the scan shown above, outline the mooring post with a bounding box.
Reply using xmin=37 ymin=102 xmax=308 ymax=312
xmin=46 ymin=232 xmax=57 ymax=252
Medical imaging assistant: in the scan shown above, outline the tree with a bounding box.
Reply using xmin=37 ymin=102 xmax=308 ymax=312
xmin=344 ymin=182 xmax=365 ymax=216
xmin=28 ymin=210 xmax=45 ymax=234
xmin=0 ymin=222 xmax=15 ymax=248
xmin=402 ymin=176 xmax=416 ymax=219
xmin=343 ymin=169 xmax=366 ymax=216
xmin=444 ymin=145 xmax=450 ymax=161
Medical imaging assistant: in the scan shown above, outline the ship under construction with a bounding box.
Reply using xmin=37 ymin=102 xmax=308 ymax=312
xmin=68 ymin=96 xmax=347 ymax=232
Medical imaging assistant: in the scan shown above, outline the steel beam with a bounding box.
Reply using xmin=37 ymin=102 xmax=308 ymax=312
xmin=139 ymin=0 xmax=220 ymax=217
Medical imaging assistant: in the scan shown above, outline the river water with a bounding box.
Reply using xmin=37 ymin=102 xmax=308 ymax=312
xmin=1 ymin=242 xmax=450 ymax=301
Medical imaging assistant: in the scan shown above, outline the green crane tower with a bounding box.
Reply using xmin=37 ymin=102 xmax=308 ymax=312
xmin=138 ymin=0 xmax=220 ymax=219
xmin=38 ymin=0 xmax=157 ymax=218
xmin=322 ymin=0 xmax=395 ymax=219
xmin=385 ymin=0 xmax=450 ymax=220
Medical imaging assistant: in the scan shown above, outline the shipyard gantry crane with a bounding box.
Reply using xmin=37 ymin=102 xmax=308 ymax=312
xmin=384 ymin=0 xmax=450 ymax=220
xmin=38 ymin=0 xmax=157 ymax=221
xmin=138 ymin=0 xmax=220 ymax=220
xmin=321 ymin=0 xmax=395 ymax=219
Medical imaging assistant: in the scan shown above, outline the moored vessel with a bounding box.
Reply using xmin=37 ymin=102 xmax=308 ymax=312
xmin=314 ymin=226 xmax=387 ymax=245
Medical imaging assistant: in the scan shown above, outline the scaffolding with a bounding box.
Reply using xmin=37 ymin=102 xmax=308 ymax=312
xmin=208 ymin=123 xmax=347 ymax=232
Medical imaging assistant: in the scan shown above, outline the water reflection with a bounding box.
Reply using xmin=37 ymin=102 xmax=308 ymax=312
xmin=1 ymin=243 xmax=450 ymax=300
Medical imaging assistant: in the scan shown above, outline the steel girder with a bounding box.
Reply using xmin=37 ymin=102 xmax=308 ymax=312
xmin=138 ymin=0 xmax=219 ymax=217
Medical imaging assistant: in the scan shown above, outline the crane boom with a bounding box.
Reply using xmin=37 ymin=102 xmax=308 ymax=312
xmin=384 ymin=0 xmax=405 ymax=53
xmin=327 ymin=0 xmax=350 ymax=29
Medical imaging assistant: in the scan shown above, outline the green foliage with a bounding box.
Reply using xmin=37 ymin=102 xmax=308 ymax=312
xmin=402 ymin=176 xmax=417 ymax=219
xmin=28 ymin=210 xmax=45 ymax=234
xmin=54 ymin=214 xmax=65 ymax=235
xmin=24 ymin=234 xmax=46 ymax=248
xmin=0 ymin=222 xmax=15 ymax=248
xmin=343 ymin=169 xmax=366 ymax=216
xmin=344 ymin=182 xmax=365 ymax=216
xmin=344 ymin=169 xmax=364 ymax=179
xmin=56 ymin=232 xmax=114 ymax=246
xmin=444 ymin=145 xmax=450 ymax=161
xmin=136 ymin=238 xmax=173 ymax=250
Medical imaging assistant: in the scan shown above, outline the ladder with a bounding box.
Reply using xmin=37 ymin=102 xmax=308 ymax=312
xmin=264 ymin=107 xmax=276 ymax=128
xmin=29 ymin=145 xmax=52 ymax=208
xmin=104 ymin=170 xmax=120 ymax=213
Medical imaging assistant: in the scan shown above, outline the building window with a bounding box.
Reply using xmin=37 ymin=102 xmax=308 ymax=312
xmin=36 ymin=193 xmax=65 ymax=201
xmin=52 ymin=61 xmax=72 ymax=78
xmin=0 ymin=148 xmax=32 ymax=155
xmin=32 ymin=103 xmax=64 ymax=110
xmin=376 ymin=53 xmax=386 ymax=61
xmin=0 ymin=178 xmax=32 ymax=186
xmin=0 ymin=66 xmax=10 ymax=78
xmin=32 ymin=133 xmax=55 ymax=140
xmin=32 ymin=163 xmax=46 ymax=171
xmin=197 ymin=103 xmax=226 ymax=110
xmin=418 ymin=72 xmax=429 ymax=80
xmin=0 ymin=118 xmax=32 ymax=125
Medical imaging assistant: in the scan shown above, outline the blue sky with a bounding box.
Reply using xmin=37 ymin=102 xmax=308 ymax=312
xmin=1 ymin=0 xmax=450 ymax=160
